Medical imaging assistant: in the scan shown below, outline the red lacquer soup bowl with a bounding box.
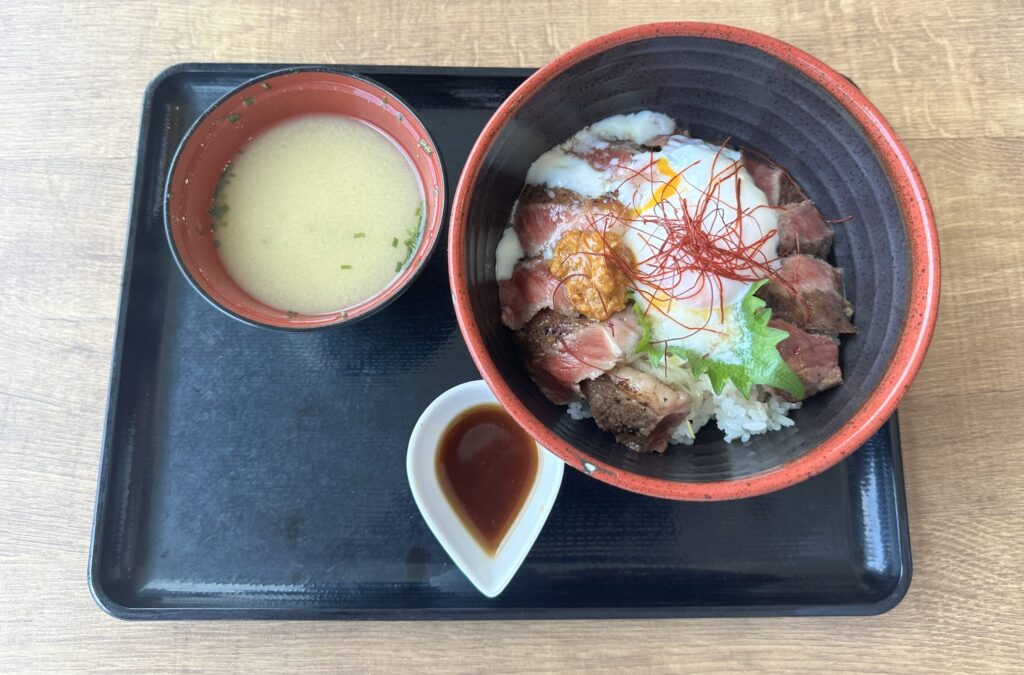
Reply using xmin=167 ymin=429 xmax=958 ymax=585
xmin=449 ymin=23 xmax=939 ymax=500
xmin=165 ymin=68 xmax=446 ymax=330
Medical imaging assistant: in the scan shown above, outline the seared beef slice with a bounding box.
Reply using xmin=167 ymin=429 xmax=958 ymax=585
xmin=581 ymin=366 xmax=692 ymax=453
xmin=499 ymin=258 xmax=574 ymax=330
xmin=513 ymin=187 xmax=623 ymax=257
xmin=517 ymin=309 xmax=640 ymax=404
xmin=776 ymin=200 xmax=834 ymax=259
xmin=757 ymin=255 xmax=854 ymax=334
xmin=770 ymin=318 xmax=842 ymax=400
xmin=743 ymin=155 xmax=803 ymax=207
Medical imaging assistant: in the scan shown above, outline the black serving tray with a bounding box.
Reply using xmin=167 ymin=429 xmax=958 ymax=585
xmin=89 ymin=64 xmax=911 ymax=619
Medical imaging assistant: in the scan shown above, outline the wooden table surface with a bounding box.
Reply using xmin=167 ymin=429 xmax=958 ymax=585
xmin=2 ymin=1 xmax=1022 ymax=671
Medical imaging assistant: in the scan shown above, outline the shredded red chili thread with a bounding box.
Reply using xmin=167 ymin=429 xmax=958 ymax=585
xmin=555 ymin=140 xmax=787 ymax=333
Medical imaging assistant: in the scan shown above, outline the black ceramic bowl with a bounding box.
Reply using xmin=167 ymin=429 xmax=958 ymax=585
xmin=450 ymin=23 xmax=939 ymax=500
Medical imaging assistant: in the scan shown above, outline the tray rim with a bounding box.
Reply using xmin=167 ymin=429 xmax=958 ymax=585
xmin=88 ymin=62 xmax=912 ymax=621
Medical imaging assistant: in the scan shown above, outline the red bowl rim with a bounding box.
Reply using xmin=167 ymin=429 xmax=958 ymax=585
xmin=448 ymin=22 xmax=940 ymax=500
xmin=164 ymin=67 xmax=447 ymax=332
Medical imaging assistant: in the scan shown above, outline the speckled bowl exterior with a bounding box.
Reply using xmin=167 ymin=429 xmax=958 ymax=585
xmin=165 ymin=68 xmax=446 ymax=330
xmin=449 ymin=23 xmax=939 ymax=500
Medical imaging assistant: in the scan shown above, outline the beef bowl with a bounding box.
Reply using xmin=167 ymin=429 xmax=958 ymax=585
xmin=449 ymin=23 xmax=939 ymax=500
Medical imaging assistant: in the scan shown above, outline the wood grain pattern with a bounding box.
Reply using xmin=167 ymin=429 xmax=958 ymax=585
xmin=2 ymin=1 xmax=1023 ymax=671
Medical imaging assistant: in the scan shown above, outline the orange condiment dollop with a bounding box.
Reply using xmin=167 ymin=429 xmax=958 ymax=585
xmin=549 ymin=230 xmax=634 ymax=321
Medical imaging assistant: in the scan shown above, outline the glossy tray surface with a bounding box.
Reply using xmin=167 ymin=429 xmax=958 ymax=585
xmin=89 ymin=64 xmax=911 ymax=619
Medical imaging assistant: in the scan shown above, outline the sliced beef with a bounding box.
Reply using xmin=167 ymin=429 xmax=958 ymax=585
xmin=580 ymin=366 xmax=692 ymax=453
xmin=757 ymin=254 xmax=855 ymax=334
xmin=513 ymin=187 xmax=582 ymax=257
xmin=770 ymin=318 xmax=843 ymax=401
xmin=516 ymin=309 xmax=641 ymax=404
xmin=743 ymin=155 xmax=803 ymax=207
xmin=776 ymin=200 xmax=834 ymax=259
xmin=513 ymin=186 xmax=623 ymax=257
xmin=499 ymin=258 xmax=574 ymax=330
xmin=568 ymin=141 xmax=637 ymax=171
xmin=641 ymin=130 xmax=689 ymax=150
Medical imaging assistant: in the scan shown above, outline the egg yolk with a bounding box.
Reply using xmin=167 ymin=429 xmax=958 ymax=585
xmin=549 ymin=230 xmax=634 ymax=321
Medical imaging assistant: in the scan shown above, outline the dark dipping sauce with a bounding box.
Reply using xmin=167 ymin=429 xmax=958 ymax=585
xmin=436 ymin=404 xmax=539 ymax=556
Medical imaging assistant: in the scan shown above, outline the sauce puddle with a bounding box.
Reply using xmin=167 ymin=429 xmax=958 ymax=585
xmin=436 ymin=404 xmax=538 ymax=556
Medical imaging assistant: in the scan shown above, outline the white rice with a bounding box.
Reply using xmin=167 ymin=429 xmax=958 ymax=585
xmin=567 ymin=399 xmax=592 ymax=420
xmin=631 ymin=356 xmax=800 ymax=445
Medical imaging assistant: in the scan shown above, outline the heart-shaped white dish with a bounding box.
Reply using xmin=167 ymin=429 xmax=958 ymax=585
xmin=407 ymin=380 xmax=564 ymax=598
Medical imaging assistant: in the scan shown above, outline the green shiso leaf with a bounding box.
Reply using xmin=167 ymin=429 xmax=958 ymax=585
xmin=631 ymin=300 xmax=668 ymax=367
xmin=632 ymin=299 xmax=652 ymax=354
xmin=632 ymin=280 xmax=804 ymax=400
